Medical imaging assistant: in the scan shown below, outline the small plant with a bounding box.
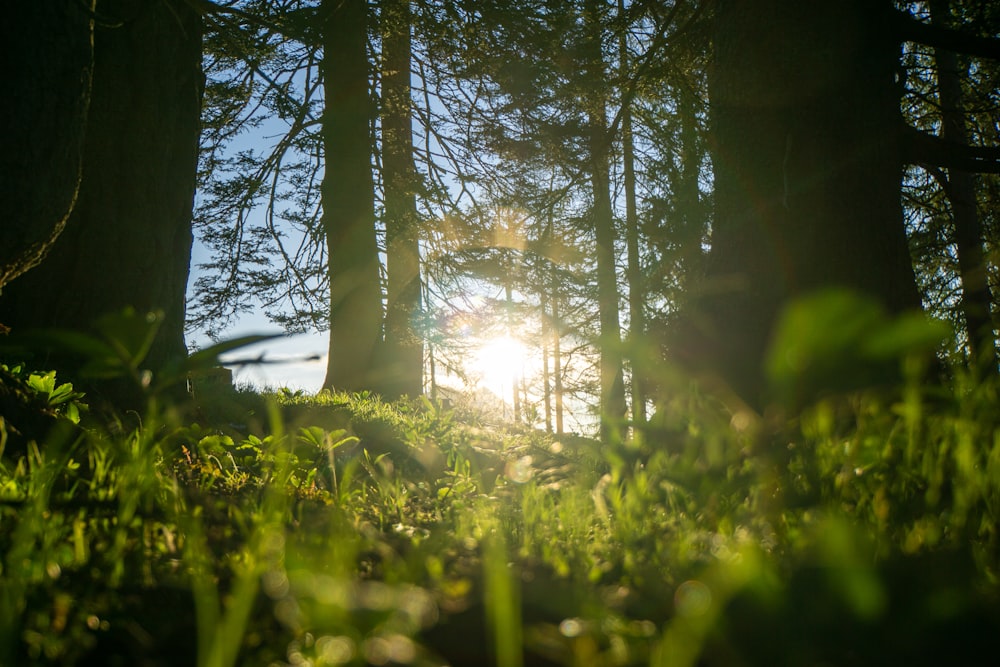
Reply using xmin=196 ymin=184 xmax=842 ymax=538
xmin=3 ymin=302 xmax=1000 ymax=665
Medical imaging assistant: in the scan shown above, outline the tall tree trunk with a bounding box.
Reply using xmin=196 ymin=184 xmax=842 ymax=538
xmin=930 ymin=0 xmax=998 ymax=375
xmin=504 ymin=274 xmax=522 ymax=422
xmin=618 ymin=0 xmax=646 ymax=434
xmin=688 ymin=0 xmax=921 ymax=404
xmin=1 ymin=0 xmax=202 ymax=374
xmin=321 ymin=0 xmax=384 ymax=393
xmin=552 ymin=294 xmax=565 ymax=435
xmin=677 ymin=88 xmax=705 ymax=280
xmin=426 ymin=282 xmax=439 ymax=401
xmin=541 ymin=292 xmax=553 ymax=433
xmin=380 ymin=0 xmax=424 ymax=398
xmin=583 ymin=0 xmax=627 ymax=442
xmin=543 ymin=213 xmax=562 ymax=434
xmin=0 ymin=3 xmax=93 ymax=292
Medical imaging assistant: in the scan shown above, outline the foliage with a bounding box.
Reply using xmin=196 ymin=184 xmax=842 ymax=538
xmin=765 ymin=289 xmax=951 ymax=407
xmin=0 ymin=364 xmax=86 ymax=426
xmin=4 ymin=299 xmax=1000 ymax=665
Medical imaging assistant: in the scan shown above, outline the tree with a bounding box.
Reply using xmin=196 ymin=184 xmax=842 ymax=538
xmin=380 ymin=0 xmax=425 ymax=398
xmin=0 ymin=3 xmax=93 ymax=292
xmin=685 ymin=0 xmax=924 ymax=405
xmin=409 ymin=0 xmax=706 ymax=435
xmin=619 ymin=0 xmax=646 ymax=431
xmin=581 ymin=0 xmax=628 ymax=441
xmin=1 ymin=0 xmax=203 ymax=374
xmin=928 ymin=0 xmax=998 ymax=375
xmin=189 ymin=0 xmax=438 ymax=397
xmin=320 ymin=0 xmax=384 ymax=392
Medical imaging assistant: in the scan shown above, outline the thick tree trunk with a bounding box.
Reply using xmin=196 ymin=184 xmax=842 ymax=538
xmin=321 ymin=0 xmax=385 ymax=393
xmin=0 ymin=3 xmax=93 ymax=291
xmin=1 ymin=0 xmax=202 ymax=373
xmin=687 ymin=0 xmax=922 ymax=404
xmin=380 ymin=0 xmax=424 ymax=398
xmin=930 ymin=0 xmax=998 ymax=375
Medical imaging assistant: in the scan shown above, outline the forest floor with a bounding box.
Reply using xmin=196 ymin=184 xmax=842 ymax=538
xmin=2 ymin=363 xmax=1000 ymax=666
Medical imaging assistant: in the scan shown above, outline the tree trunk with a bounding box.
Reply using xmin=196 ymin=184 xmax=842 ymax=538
xmin=504 ymin=271 xmax=522 ymax=422
xmin=552 ymin=294 xmax=565 ymax=435
xmin=583 ymin=0 xmax=627 ymax=442
xmin=619 ymin=0 xmax=646 ymax=435
xmin=688 ymin=0 xmax=922 ymax=404
xmin=380 ymin=0 xmax=424 ymax=398
xmin=321 ymin=0 xmax=384 ymax=393
xmin=544 ymin=213 xmax=564 ymax=435
xmin=1 ymin=0 xmax=202 ymax=374
xmin=930 ymin=0 xmax=998 ymax=375
xmin=677 ymin=88 xmax=705 ymax=280
xmin=541 ymin=292 xmax=553 ymax=433
xmin=0 ymin=3 xmax=93 ymax=292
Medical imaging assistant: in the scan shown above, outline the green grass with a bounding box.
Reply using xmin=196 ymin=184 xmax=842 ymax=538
xmin=3 ymin=357 xmax=1000 ymax=666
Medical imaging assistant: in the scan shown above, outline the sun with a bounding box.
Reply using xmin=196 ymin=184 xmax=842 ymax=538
xmin=468 ymin=335 xmax=528 ymax=398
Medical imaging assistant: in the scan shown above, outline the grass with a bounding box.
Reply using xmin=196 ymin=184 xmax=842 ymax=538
xmin=3 ymin=348 xmax=1000 ymax=665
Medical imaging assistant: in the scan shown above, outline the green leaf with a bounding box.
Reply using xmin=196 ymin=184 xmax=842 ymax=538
xmin=766 ymin=289 xmax=884 ymax=383
xmin=2 ymin=308 xmax=166 ymax=381
xmin=9 ymin=329 xmax=122 ymax=378
xmin=183 ymin=334 xmax=286 ymax=372
xmin=862 ymin=312 xmax=950 ymax=360
xmin=766 ymin=288 xmax=948 ymax=405
xmin=26 ymin=371 xmax=57 ymax=397
xmin=198 ymin=434 xmax=235 ymax=456
xmin=93 ymin=308 xmax=164 ymax=370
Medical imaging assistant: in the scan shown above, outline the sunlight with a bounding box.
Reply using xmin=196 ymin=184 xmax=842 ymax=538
xmin=468 ymin=335 xmax=528 ymax=398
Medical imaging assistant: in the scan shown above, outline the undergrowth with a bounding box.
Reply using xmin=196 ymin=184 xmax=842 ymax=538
xmin=2 ymin=300 xmax=1000 ymax=666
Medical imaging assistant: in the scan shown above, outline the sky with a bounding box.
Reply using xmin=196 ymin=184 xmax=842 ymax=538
xmin=186 ymin=229 xmax=329 ymax=391
xmin=215 ymin=328 xmax=328 ymax=391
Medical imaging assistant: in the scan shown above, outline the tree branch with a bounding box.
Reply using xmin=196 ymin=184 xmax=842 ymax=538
xmin=902 ymin=124 xmax=1000 ymax=174
xmin=894 ymin=8 xmax=1000 ymax=60
xmin=184 ymin=0 xmax=318 ymax=45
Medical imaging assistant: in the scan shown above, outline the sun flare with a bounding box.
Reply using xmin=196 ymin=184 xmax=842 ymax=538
xmin=468 ymin=335 xmax=528 ymax=397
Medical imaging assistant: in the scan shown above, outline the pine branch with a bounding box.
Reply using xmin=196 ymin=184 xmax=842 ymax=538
xmin=902 ymin=124 xmax=1000 ymax=174
xmin=894 ymin=8 xmax=1000 ymax=60
xmin=184 ymin=0 xmax=318 ymax=45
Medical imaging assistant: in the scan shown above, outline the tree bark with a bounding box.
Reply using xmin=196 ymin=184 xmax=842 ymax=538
xmin=677 ymin=88 xmax=705 ymax=282
xmin=541 ymin=291 xmax=553 ymax=433
xmin=618 ymin=0 xmax=646 ymax=434
xmin=379 ymin=0 xmax=424 ymax=398
xmin=929 ymin=0 xmax=998 ymax=375
xmin=0 ymin=3 xmax=94 ymax=292
xmin=688 ymin=0 xmax=922 ymax=404
xmin=583 ymin=0 xmax=627 ymax=442
xmin=1 ymin=0 xmax=202 ymax=374
xmin=552 ymin=293 xmax=565 ymax=436
xmin=504 ymin=274 xmax=522 ymax=422
xmin=321 ymin=0 xmax=385 ymax=393
xmin=544 ymin=213 xmax=565 ymax=435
